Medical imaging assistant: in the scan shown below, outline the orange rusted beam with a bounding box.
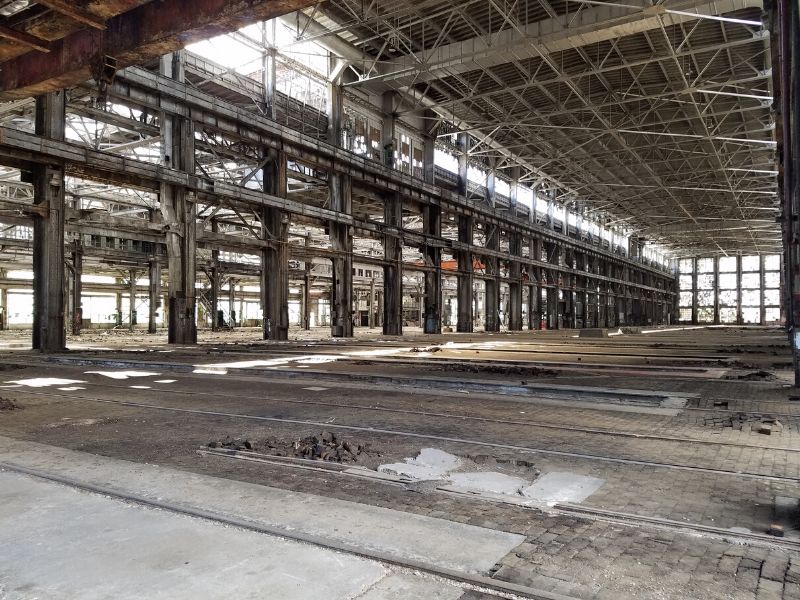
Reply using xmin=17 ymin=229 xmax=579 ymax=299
xmin=0 ymin=0 xmax=316 ymax=99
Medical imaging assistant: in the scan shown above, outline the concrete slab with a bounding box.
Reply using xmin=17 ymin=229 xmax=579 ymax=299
xmin=522 ymin=471 xmax=605 ymax=506
xmin=357 ymin=573 xmax=464 ymax=599
xmin=379 ymin=447 xmax=462 ymax=480
xmin=0 ymin=436 xmax=524 ymax=575
xmin=0 ymin=471 xmax=386 ymax=600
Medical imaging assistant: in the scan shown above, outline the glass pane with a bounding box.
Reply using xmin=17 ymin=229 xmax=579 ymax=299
xmin=698 ymin=290 xmax=714 ymax=305
xmin=697 ymin=307 xmax=714 ymax=322
xmin=742 ymin=289 xmax=760 ymax=305
xmin=697 ymin=274 xmax=714 ymax=289
xmin=742 ymin=256 xmax=760 ymax=271
xmin=719 ymin=273 xmax=737 ymax=289
xmin=764 ymin=255 xmax=780 ymax=271
xmin=741 ymin=273 xmax=760 ymax=288
xmin=679 ymin=259 xmax=694 ymax=273
xmin=720 ymin=307 xmax=737 ymax=323
xmin=763 ymin=289 xmax=780 ymax=306
xmin=719 ymin=289 xmax=737 ymax=306
xmin=679 ymin=291 xmax=693 ymax=307
xmin=679 ymin=308 xmax=692 ymax=321
xmin=742 ymin=306 xmax=760 ymax=323
xmin=765 ymin=307 xmax=781 ymax=322
xmin=697 ymin=258 xmax=714 ymax=273
xmin=679 ymin=275 xmax=693 ymax=290
xmin=764 ymin=272 xmax=780 ymax=287
xmin=719 ymin=256 xmax=737 ymax=272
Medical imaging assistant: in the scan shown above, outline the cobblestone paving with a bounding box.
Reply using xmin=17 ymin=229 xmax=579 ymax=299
xmin=1 ymin=326 xmax=798 ymax=599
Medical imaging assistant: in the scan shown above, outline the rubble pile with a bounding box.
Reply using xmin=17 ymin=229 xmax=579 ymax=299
xmin=0 ymin=397 xmax=19 ymax=411
xmin=723 ymin=370 xmax=777 ymax=381
xmin=430 ymin=363 xmax=558 ymax=377
xmin=208 ymin=431 xmax=378 ymax=463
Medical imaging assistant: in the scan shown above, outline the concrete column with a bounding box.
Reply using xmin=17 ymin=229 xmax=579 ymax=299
xmin=32 ymin=91 xmax=66 ymax=352
xmin=262 ymin=20 xmax=277 ymax=120
xmin=70 ymin=241 xmax=83 ymax=336
xmin=423 ymin=204 xmax=442 ymax=334
xmin=457 ymin=132 xmax=469 ymax=196
xmin=527 ymin=283 xmax=536 ymax=330
xmin=736 ymin=254 xmax=743 ymax=324
xmin=329 ymin=172 xmax=353 ymax=337
xmin=457 ymin=214 xmax=474 ymax=332
xmin=691 ymin=257 xmax=698 ymax=324
xmin=760 ymin=255 xmax=767 ymax=325
xmin=381 ymin=91 xmax=397 ymax=169
xmin=228 ymin=280 xmax=236 ymax=329
xmin=303 ymin=258 xmax=312 ymax=330
xmin=546 ymin=278 xmax=559 ymax=329
xmin=210 ymin=221 xmax=219 ymax=332
xmin=0 ymin=285 xmax=7 ymax=331
xmin=383 ymin=191 xmax=403 ymax=335
xmin=115 ymin=291 xmax=122 ymax=327
xmin=423 ymin=109 xmax=438 ymax=185
xmin=262 ymin=149 xmax=289 ymax=341
xmin=508 ymin=232 xmax=523 ymax=331
xmin=327 ymin=78 xmax=343 ymax=147
xmin=160 ymin=52 xmax=196 ymax=345
xmin=148 ymin=259 xmax=160 ymax=334
xmin=484 ymin=225 xmax=500 ymax=332
xmin=368 ymin=278 xmax=376 ymax=328
xmin=510 ymin=166 xmax=520 ymax=217
xmin=713 ymin=256 xmax=720 ymax=325
xmin=129 ymin=270 xmax=137 ymax=332
xmin=486 ymin=160 xmax=496 ymax=207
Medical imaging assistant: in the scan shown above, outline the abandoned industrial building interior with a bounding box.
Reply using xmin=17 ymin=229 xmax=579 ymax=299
xmin=0 ymin=0 xmax=799 ymax=598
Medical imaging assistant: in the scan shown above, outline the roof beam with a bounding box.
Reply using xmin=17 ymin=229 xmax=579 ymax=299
xmin=35 ymin=0 xmax=106 ymax=30
xmin=0 ymin=0 xmax=318 ymax=99
xmin=347 ymin=0 xmax=762 ymax=89
xmin=0 ymin=22 xmax=50 ymax=53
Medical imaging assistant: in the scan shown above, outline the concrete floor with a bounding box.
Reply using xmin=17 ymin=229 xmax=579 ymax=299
xmin=0 ymin=325 xmax=798 ymax=599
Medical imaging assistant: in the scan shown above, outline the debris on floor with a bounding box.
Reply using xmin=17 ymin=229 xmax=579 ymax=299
xmin=379 ymin=448 xmax=602 ymax=505
xmin=723 ymin=370 xmax=777 ymax=381
xmin=0 ymin=397 xmax=20 ymax=411
xmin=379 ymin=447 xmax=462 ymax=480
xmin=703 ymin=412 xmax=787 ymax=433
xmin=428 ymin=363 xmax=558 ymax=377
xmin=208 ymin=432 xmax=379 ymax=463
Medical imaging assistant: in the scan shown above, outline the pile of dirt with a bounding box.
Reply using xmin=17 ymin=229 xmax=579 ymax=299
xmin=0 ymin=398 xmax=20 ymax=411
xmin=208 ymin=431 xmax=379 ymax=463
xmin=723 ymin=370 xmax=777 ymax=381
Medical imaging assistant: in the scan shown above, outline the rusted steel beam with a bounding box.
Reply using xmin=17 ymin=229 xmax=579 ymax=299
xmin=0 ymin=0 xmax=316 ymax=99
xmin=35 ymin=1 xmax=106 ymax=30
xmin=0 ymin=23 xmax=50 ymax=53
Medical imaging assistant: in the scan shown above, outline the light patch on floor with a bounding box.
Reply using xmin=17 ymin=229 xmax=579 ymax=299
xmin=192 ymin=368 xmax=228 ymax=375
xmin=448 ymin=472 xmax=529 ymax=496
xmin=522 ymin=472 xmax=604 ymax=506
xmin=130 ymin=385 xmax=151 ymax=389
xmin=86 ymin=370 xmax=161 ymax=380
xmin=379 ymin=448 xmax=462 ymax=481
xmin=7 ymin=378 xmax=86 ymax=388
xmin=303 ymin=386 xmax=329 ymax=392
xmin=57 ymin=387 xmax=85 ymax=391
xmin=154 ymin=380 xmax=177 ymax=384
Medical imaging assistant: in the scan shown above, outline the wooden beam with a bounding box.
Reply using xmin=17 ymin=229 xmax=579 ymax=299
xmin=34 ymin=0 xmax=106 ymax=29
xmin=0 ymin=23 xmax=49 ymax=53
